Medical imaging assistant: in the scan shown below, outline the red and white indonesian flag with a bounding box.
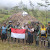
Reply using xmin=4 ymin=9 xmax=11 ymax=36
xmin=11 ymin=28 xmax=26 ymax=39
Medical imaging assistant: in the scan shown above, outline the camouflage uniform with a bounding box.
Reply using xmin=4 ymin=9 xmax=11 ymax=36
xmin=35 ymin=25 xmax=40 ymax=45
xmin=47 ymin=25 xmax=50 ymax=48
xmin=7 ymin=24 xmax=13 ymax=42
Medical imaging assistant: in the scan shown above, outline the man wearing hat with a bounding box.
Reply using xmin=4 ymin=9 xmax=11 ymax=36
xmin=34 ymin=21 xmax=40 ymax=46
xmin=14 ymin=22 xmax=21 ymax=43
xmin=7 ymin=21 xmax=13 ymax=42
xmin=47 ymin=21 xmax=50 ymax=48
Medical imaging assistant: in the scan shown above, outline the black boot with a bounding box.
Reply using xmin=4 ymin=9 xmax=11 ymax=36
xmin=48 ymin=42 xmax=50 ymax=48
xmin=26 ymin=40 xmax=27 ymax=44
xmin=11 ymin=37 xmax=13 ymax=42
xmin=23 ymin=39 xmax=24 ymax=43
xmin=14 ymin=38 xmax=16 ymax=42
xmin=44 ymin=41 xmax=45 ymax=46
xmin=18 ymin=39 xmax=20 ymax=43
xmin=36 ymin=41 xmax=39 ymax=46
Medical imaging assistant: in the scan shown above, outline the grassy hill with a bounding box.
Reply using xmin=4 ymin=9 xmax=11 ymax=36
xmin=29 ymin=10 xmax=50 ymax=26
xmin=0 ymin=14 xmax=10 ymax=23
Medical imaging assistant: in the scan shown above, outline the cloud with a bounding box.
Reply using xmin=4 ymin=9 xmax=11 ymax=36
xmin=0 ymin=0 xmax=50 ymax=10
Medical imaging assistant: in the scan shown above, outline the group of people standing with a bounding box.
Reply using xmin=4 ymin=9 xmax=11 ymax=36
xmin=0 ymin=21 xmax=50 ymax=48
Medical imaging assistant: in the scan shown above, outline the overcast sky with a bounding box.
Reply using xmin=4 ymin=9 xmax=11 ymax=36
xmin=0 ymin=0 xmax=50 ymax=10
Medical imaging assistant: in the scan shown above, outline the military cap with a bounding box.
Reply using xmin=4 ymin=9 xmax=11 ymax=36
xmin=48 ymin=21 xmax=50 ymax=24
xmin=9 ymin=21 xmax=12 ymax=23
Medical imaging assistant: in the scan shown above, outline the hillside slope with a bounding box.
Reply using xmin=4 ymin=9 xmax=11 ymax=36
xmin=4 ymin=12 xmax=38 ymax=26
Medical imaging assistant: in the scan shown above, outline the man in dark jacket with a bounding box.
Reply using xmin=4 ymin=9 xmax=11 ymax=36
xmin=47 ymin=21 xmax=50 ymax=48
xmin=7 ymin=21 xmax=13 ymax=42
xmin=34 ymin=22 xmax=40 ymax=46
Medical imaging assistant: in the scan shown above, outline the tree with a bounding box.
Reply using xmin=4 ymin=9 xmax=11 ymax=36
xmin=42 ymin=0 xmax=50 ymax=25
xmin=29 ymin=0 xmax=37 ymax=16
xmin=29 ymin=0 xmax=34 ymax=9
xmin=18 ymin=0 xmax=24 ymax=10
xmin=37 ymin=0 xmax=50 ymax=25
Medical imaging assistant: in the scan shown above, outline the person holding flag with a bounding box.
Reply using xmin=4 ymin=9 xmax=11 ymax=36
xmin=22 ymin=23 xmax=28 ymax=43
xmin=11 ymin=26 xmax=26 ymax=43
xmin=14 ymin=22 xmax=21 ymax=43
xmin=7 ymin=21 xmax=13 ymax=42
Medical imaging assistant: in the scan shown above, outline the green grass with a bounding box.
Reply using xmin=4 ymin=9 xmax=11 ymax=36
xmin=0 ymin=40 xmax=50 ymax=50
xmin=29 ymin=11 xmax=50 ymax=25
xmin=29 ymin=11 xmax=34 ymax=16
xmin=0 ymin=14 xmax=5 ymax=18
xmin=0 ymin=14 xmax=11 ymax=23
xmin=37 ymin=17 xmax=50 ymax=25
